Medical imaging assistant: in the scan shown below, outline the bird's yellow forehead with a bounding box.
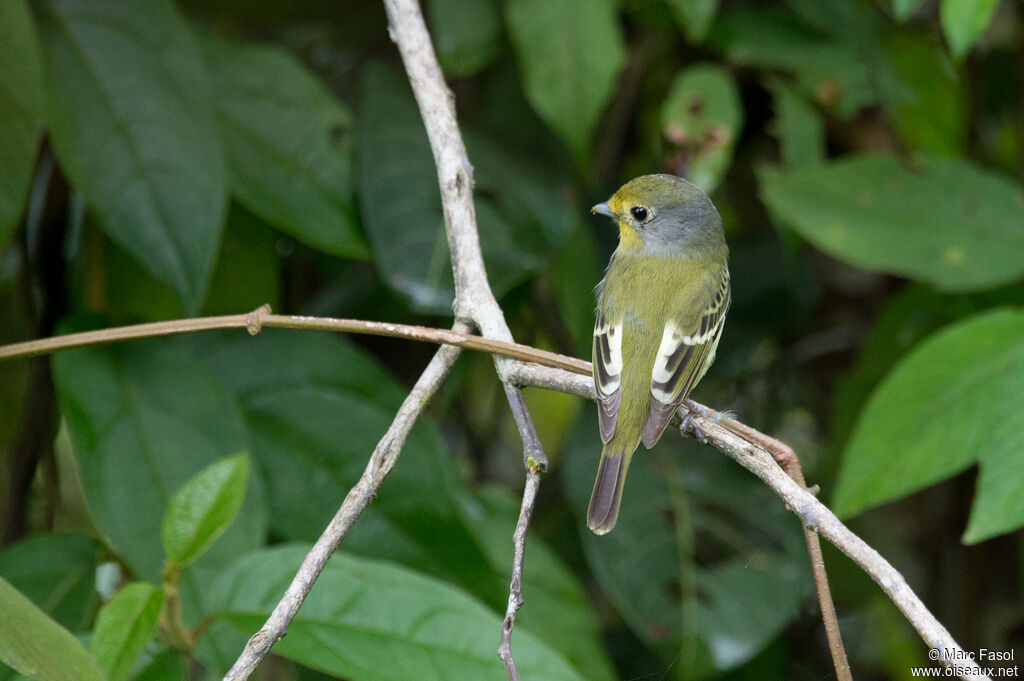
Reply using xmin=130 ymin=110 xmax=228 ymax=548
xmin=606 ymin=174 xmax=701 ymax=214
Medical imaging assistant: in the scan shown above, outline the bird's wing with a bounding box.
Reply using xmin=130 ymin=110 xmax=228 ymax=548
xmin=593 ymin=310 xmax=623 ymax=443
xmin=642 ymin=266 xmax=730 ymax=447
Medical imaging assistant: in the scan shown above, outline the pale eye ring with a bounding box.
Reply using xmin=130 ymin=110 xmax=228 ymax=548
xmin=630 ymin=206 xmax=650 ymax=222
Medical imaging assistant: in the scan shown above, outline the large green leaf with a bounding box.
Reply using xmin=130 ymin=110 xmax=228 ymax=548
xmin=428 ymin=0 xmax=502 ymax=77
xmin=0 ymin=577 xmax=104 ymax=681
xmin=0 ymin=0 xmax=44 ymax=249
xmin=212 ymin=546 xmax=587 ymax=681
xmin=940 ymin=0 xmax=999 ymax=59
xmin=505 ymin=0 xmax=625 ymax=158
xmin=203 ymin=39 xmax=367 ymax=259
xmin=759 ymin=154 xmax=1024 ymax=292
xmin=0 ymin=534 xmax=100 ymax=633
xmin=90 ymin=582 xmax=164 ymax=681
xmin=660 ymin=64 xmax=742 ymax=193
xmin=562 ymin=411 xmax=810 ymax=680
xmin=356 ymin=64 xmax=572 ymax=313
xmin=834 ymin=308 xmax=1024 ymax=543
xmin=185 ymin=329 xmax=506 ymax=595
xmin=892 ymin=0 xmax=927 ymax=21
xmin=162 ymin=454 xmax=250 ymax=567
xmin=36 ymin=0 xmax=226 ymax=312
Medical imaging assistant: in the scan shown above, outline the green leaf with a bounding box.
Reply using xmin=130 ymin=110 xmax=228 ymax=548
xmin=940 ymin=0 xmax=999 ymax=59
xmin=660 ymin=64 xmax=742 ymax=193
xmin=892 ymin=0 xmax=927 ymax=21
xmin=883 ymin=33 xmax=965 ymax=156
xmin=203 ymin=38 xmax=367 ymax=259
xmin=428 ymin=0 xmax=502 ymax=77
xmin=356 ymin=64 xmax=571 ymax=312
xmin=90 ymin=583 xmax=164 ymax=681
xmin=759 ymin=154 xmax=1024 ymax=292
xmin=835 ymin=308 xmax=1024 ymax=544
xmin=0 ymin=0 xmax=44 ymax=249
xmin=770 ymin=83 xmax=824 ymax=169
xmin=213 ymin=546 xmax=587 ymax=681
xmin=0 ymin=577 xmax=105 ymax=681
xmin=505 ymin=0 xmax=626 ymax=158
xmin=562 ymin=411 xmax=810 ymax=679
xmin=0 ymin=534 xmax=101 ymax=633
xmin=131 ymin=649 xmax=185 ymax=681
xmin=36 ymin=0 xmax=226 ymax=312
xmin=664 ymin=0 xmax=720 ymax=43
xmin=184 ymin=330 xmax=498 ymax=594
xmin=53 ymin=338 xmax=262 ymax=582
xmin=52 ymin=335 xmax=265 ymax=678
xmin=162 ymin=454 xmax=250 ymax=567
xmin=202 ymin=204 xmax=281 ymax=316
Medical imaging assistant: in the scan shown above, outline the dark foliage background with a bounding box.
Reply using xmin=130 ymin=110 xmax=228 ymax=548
xmin=1 ymin=0 xmax=1022 ymax=680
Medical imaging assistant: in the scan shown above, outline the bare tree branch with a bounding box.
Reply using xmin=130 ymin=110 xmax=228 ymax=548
xmin=222 ymin=326 xmax=466 ymax=681
xmin=498 ymin=468 xmax=541 ymax=681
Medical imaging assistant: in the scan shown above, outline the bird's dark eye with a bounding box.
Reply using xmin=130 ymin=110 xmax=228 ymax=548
xmin=630 ymin=206 xmax=649 ymax=222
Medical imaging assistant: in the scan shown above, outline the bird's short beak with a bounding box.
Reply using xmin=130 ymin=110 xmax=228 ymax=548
xmin=591 ymin=202 xmax=614 ymax=218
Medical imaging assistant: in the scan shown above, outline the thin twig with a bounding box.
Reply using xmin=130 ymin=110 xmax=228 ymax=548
xmin=504 ymin=361 xmax=988 ymax=681
xmin=0 ymin=305 xmax=588 ymax=375
xmin=498 ymin=468 xmax=541 ymax=681
xmin=222 ymin=327 xmax=466 ymax=681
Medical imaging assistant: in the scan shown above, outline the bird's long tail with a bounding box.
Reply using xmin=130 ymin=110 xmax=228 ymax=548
xmin=586 ymin=444 xmax=634 ymax=535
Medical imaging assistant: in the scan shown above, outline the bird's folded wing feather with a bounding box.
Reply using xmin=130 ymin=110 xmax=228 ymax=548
xmin=593 ymin=310 xmax=623 ymax=443
xmin=643 ymin=267 xmax=730 ymax=447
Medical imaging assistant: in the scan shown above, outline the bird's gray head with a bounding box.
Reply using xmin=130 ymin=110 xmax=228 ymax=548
xmin=592 ymin=174 xmax=725 ymax=257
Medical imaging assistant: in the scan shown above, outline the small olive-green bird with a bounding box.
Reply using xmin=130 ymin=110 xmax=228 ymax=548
xmin=588 ymin=174 xmax=730 ymax=535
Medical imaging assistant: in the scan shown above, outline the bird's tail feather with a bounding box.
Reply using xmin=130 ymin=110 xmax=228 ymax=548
xmin=587 ymin=446 xmax=632 ymax=535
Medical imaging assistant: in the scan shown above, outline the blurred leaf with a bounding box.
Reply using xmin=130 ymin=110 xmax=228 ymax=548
xmin=213 ymin=546 xmax=588 ymax=681
xmin=202 ymin=204 xmax=281 ymax=316
xmin=132 ymin=648 xmax=185 ymax=681
xmin=553 ymin=223 xmax=603 ymax=356
xmin=883 ymin=33 xmax=965 ymax=156
xmin=203 ymin=38 xmax=367 ymax=259
xmin=660 ymin=64 xmax=742 ymax=192
xmin=562 ymin=411 xmax=810 ymax=679
xmin=664 ymin=0 xmax=720 ymax=43
xmin=710 ymin=6 xmax=899 ymax=117
xmin=0 ymin=0 xmax=44 ymax=249
xmin=428 ymin=0 xmax=502 ymax=77
xmin=356 ymin=64 xmax=570 ymax=312
xmin=770 ymin=83 xmax=824 ymax=169
xmin=759 ymin=154 xmax=1024 ymax=292
xmin=458 ymin=488 xmax=616 ymax=681
xmin=0 ymin=577 xmax=104 ymax=681
xmin=940 ymin=0 xmax=999 ymax=59
xmin=90 ymin=583 xmax=164 ymax=681
xmin=355 ymin=63 xmax=452 ymax=312
xmin=162 ymin=454 xmax=250 ymax=567
xmin=835 ymin=309 xmax=1024 ymax=543
xmin=505 ymin=0 xmax=626 ymax=158
xmin=830 ymin=285 xmax=980 ymax=449
xmin=0 ymin=534 xmax=100 ymax=633
xmin=892 ymin=0 xmax=927 ymax=21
